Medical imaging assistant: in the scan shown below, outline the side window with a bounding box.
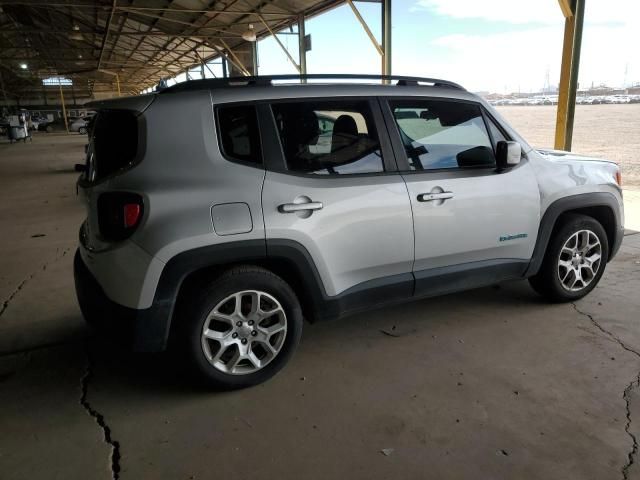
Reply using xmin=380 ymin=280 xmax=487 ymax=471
xmin=217 ymin=105 xmax=262 ymax=165
xmin=390 ymin=100 xmax=495 ymax=171
xmin=485 ymin=114 xmax=508 ymax=144
xmin=271 ymin=100 xmax=384 ymax=175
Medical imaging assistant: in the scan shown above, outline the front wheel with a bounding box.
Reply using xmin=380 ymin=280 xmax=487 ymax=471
xmin=529 ymin=214 xmax=609 ymax=302
xmin=180 ymin=266 xmax=303 ymax=389
xmin=78 ymin=127 xmax=87 ymax=135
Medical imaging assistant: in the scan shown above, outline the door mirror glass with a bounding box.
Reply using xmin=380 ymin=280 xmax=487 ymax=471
xmin=496 ymin=141 xmax=521 ymax=171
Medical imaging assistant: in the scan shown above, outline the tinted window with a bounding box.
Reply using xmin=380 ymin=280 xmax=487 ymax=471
xmin=272 ymin=101 xmax=384 ymax=175
xmin=217 ymin=105 xmax=262 ymax=165
xmin=89 ymin=110 xmax=139 ymax=182
xmin=390 ymin=100 xmax=495 ymax=171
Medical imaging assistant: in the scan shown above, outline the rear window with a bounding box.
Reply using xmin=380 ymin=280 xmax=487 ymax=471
xmin=87 ymin=110 xmax=139 ymax=182
xmin=271 ymin=100 xmax=384 ymax=175
xmin=216 ymin=105 xmax=262 ymax=165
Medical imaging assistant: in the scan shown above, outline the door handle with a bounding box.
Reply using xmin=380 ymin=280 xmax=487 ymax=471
xmin=278 ymin=201 xmax=323 ymax=213
xmin=417 ymin=192 xmax=454 ymax=202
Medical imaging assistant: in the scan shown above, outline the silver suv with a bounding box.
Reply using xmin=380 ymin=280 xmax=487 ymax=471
xmin=74 ymin=75 xmax=624 ymax=388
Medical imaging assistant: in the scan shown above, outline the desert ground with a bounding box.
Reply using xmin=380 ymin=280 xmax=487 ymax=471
xmin=497 ymin=104 xmax=640 ymax=185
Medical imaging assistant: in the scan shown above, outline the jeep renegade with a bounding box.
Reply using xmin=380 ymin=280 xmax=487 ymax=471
xmin=74 ymin=75 xmax=624 ymax=388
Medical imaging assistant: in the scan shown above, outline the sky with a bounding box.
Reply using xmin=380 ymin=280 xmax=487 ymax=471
xmin=253 ymin=0 xmax=639 ymax=94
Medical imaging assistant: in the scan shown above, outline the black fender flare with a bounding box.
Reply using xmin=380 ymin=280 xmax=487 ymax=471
xmin=133 ymin=239 xmax=329 ymax=352
xmin=525 ymin=192 xmax=623 ymax=277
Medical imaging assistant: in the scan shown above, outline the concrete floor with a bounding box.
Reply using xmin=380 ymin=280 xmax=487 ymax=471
xmin=1 ymin=133 xmax=640 ymax=480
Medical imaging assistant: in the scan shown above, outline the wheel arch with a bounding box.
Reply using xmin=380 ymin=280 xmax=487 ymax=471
xmin=525 ymin=192 xmax=623 ymax=277
xmin=134 ymin=239 xmax=327 ymax=352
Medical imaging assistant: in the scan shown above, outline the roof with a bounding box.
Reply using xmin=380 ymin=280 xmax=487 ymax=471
xmin=0 ymin=0 xmax=342 ymax=100
xmin=85 ymin=76 xmax=475 ymax=113
xmin=160 ymin=74 xmax=467 ymax=92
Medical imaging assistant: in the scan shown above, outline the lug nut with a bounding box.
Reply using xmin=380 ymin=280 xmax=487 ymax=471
xmin=251 ymin=330 xmax=257 ymax=336
xmin=248 ymin=320 xmax=254 ymax=326
xmin=236 ymin=321 xmax=242 ymax=327
xmin=241 ymin=338 xmax=248 ymax=344
xmin=232 ymin=332 xmax=238 ymax=338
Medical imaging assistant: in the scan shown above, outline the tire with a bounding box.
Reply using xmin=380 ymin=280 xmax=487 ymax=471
xmin=529 ymin=214 xmax=609 ymax=302
xmin=179 ymin=266 xmax=303 ymax=389
xmin=79 ymin=127 xmax=87 ymax=135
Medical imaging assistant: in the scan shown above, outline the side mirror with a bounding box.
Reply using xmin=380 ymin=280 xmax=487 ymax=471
xmin=419 ymin=110 xmax=438 ymax=120
xmin=496 ymin=141 xmax=521 ymax=172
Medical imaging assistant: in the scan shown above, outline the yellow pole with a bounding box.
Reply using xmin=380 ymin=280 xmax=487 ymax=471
xmin=58 ymin=80 xmax=69 ymax=133
xmin=554 ymin=15 xmax=575 ymax=150
xmin=346 ymin=0 xmax=384 ymax=56
xmin=116 ymin=73 xmax=121 ymax=97
xmin=258 ymin=15 xmax=301 ymax=73
xmin=218 ymin=40 xmax=251 ymax=76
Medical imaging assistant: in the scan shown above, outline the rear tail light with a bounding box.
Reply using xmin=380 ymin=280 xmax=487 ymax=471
xmin=124 ymin=203 xmax=141 ymax=228
xmin=97 ymin=192 xmax=144 ymax=241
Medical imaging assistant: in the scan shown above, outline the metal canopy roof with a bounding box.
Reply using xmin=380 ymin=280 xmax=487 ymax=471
xmin=0 ymin=0 xmax=342 ymax=99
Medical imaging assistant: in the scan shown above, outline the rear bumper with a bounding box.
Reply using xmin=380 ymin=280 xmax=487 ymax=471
xmin=77 ymin=229 xmax=164 ymax=310
xmin=74 ymin=249 xmax=165 ymax=352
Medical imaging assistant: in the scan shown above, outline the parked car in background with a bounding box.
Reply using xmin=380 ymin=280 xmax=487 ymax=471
xmin=37 ymin=121 xmax=54 ymax=133
xmin=610 ymin=95 xmax=631 ymax=104
xmin=33 ymin=116 xmax=89 ymax=133
xmin=70 ymin=117 xmax=89 ymax=134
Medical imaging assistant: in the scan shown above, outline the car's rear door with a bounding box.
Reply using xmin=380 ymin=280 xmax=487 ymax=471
xmin=381 ymin=96 xmax=540 ymax=295
xmin=260 ymin=97 xmax=415 ymax=312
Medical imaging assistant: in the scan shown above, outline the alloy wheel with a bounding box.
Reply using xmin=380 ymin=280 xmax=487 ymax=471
xmin=557 ymin=229 xmax=602 ymax=292
xmin=201 ymin=290 xmax=287 ymax=375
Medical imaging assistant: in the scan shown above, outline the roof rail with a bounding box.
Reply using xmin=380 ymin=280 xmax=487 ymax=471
xmin=159 ymin=74 xmax=465 ymax=93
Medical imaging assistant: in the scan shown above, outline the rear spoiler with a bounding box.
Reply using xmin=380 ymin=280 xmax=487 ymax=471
xmin=85 ymin=94 xmax=155 ymax=115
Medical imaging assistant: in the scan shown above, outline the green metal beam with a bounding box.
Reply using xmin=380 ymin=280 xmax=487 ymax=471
xmin=298 ymin=14 xmax=307 ymax=76
xmin=382 ymin=0 xmax=391 ymax=76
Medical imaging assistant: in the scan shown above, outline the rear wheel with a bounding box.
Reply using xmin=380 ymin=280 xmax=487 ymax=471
xmin=180 ymin=266 xmax=303 ymax=389
xmin=78 ymin=126 xmax=87 ymax=135
xmin=529 ymin=214 xmax=608 ymax=302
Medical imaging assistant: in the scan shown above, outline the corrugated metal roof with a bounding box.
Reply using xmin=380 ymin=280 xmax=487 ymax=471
xmin=0 ymin=0 xmax=343 ymax=99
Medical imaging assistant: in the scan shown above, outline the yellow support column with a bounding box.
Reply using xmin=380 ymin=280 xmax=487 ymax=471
xmin=58 ymin=81 xmax=69 ymax=134
xmin=554 ymin=15 xmax=575 ymax=149
xmin=554 ymin=0 xmax=585 ymax=151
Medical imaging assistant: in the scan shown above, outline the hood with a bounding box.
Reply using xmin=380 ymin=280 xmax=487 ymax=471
xmin=536 ymin=148 xmax=618 ymax=165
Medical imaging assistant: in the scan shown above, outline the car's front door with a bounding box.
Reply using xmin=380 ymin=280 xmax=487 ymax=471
xmin=260 ymin=98 xmax=415 ymax=306
xmin=382 ymin=97 xmax=540 ymax=295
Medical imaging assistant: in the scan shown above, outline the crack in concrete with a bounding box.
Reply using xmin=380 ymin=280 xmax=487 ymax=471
xmin=571 ymin=303 xmax=640 ymax=479
xmin=0 ymin=248 xmax=70 ymax=319
xmin=0 ymin=339 xmax=82 ymax=358
xmin=0 ymin=275 xmax=35 ymax=318
xmin=80 ymin=344 xmax=121 ymax=480
xmin=623 ymin=373 xmax=640 ymax=480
